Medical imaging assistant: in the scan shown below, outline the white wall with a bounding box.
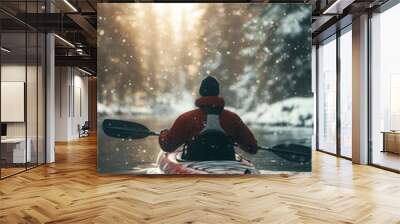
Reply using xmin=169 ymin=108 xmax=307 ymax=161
xmin=71 ymin=73 xmax=89 ymax=138
xmin=1 ymin=65 xmax=26 ymax=140
xmin=1 ymin=65 xmax=36 ymax=138
xmin=55 ymin=67 xmax=89 ymax=141
xmin=55 ymin=67 xmax=69 ymax=141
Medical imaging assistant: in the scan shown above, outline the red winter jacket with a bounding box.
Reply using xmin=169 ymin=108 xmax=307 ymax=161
xmin=159 ymin=96 xmax=258 ymax=154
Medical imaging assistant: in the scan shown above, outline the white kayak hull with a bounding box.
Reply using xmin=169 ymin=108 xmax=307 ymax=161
xmin=157 ymin=148 xmax=259 ymax=174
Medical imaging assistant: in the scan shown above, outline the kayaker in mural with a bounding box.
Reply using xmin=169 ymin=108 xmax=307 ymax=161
xmin=159 ymin=76 xmax=258 ymax=161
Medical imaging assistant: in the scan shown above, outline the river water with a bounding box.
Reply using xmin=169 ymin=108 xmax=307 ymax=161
xmin=98 ymin=115 xmax=312 ymax=174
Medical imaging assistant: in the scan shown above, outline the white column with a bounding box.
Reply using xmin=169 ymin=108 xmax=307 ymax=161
xmin=352 ymin=14 xmax=369 ymax=164
xmin=46 ymin=32 xmax=55 ymax=163
xmin=45 ymin=0 xmax=56 ymax=163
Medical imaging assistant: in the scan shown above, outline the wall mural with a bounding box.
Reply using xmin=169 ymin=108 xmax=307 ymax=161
xmin=97 ymin=3 xmax=313 ymax=175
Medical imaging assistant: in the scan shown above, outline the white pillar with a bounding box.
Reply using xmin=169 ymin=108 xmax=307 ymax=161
xmin=46 ymin=32 xmax=55 ymax=163
xmin=352 ymin=14 xmax=369 ymax=164
xmin=45 ymin=0 xmax=56 ymax=163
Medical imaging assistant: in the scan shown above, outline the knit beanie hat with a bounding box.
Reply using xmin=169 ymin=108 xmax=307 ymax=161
xmin=199 ymin=76 xmax=220 ymax=96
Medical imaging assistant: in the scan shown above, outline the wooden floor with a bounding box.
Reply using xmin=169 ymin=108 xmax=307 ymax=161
xmin=372 ymin=150 xmax=400 ymax=171
xmin=1 ymin=135 xmax=400 ymax=224
xmin=1 ymin=167 xmax=26 ymax=178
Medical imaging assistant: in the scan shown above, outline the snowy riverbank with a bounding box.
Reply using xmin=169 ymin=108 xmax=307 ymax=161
xmin=242 ymin=97 xmax=313 ymax=127
xmin=98 ymin=96 xmax=313 ymax=128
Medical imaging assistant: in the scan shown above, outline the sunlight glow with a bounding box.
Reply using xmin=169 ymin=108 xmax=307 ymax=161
xmin=152 ymin=4 xmax=202 ymax=34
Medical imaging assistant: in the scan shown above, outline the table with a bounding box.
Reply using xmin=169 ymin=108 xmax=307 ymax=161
xmin=1 ymin=138 xmax=31 ymax=164
xmin=382 ymin=131 xmax=400 ymax=154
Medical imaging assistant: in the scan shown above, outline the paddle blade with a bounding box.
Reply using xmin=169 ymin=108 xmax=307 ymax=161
xmin=102 ymin=119 xmax=153 ymax=139
xmin=266 ymin=144 xmax=311 ymax=163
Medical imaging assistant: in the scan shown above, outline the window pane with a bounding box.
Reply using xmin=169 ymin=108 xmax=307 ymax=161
xmin=340 ymin=29 xmax=352 ymax=158
xmin=317 ymin=37 xmax=337 ymax=154
xmin=371 ymin=4 xmax=400 ymax=171
xmin=1 ymin=30 xmax=28 ymax=177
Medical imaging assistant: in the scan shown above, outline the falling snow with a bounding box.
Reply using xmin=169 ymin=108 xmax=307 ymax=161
xmin=97 ymin=3 xmax=313 ymax=174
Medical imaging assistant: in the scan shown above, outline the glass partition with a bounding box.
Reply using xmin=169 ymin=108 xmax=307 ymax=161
xmin=26 ymin=0 xmax=45 ymax=169
xmin=27 ymin=31 xmax=38 ymax=169
xmin=37 ymin=0 xmax=46 ymax=165
xmin=1 ymin=30 xmax=28 ymax=177
xmin=38 ymin=32 xmax=45 ymax=165
xmin=0 ymin=1 xmax=46 ymax=179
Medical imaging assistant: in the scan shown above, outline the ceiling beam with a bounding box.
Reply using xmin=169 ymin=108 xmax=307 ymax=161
xmin=312 ymin=15 xmax=335 ymax=33
xmin=14 ymin=13 xmax=81 ymax=32
xmin=55 ymin=55 xmax=96 ymax=71
xmin=322 ymin=0 xmax=356 ymax=14
xmin=67 ymin=13 xmax=96 ymax=39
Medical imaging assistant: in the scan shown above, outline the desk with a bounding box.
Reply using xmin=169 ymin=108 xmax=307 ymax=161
xmin=1 ymin=138 xmax=31 ymax=163
xmin=382 ymin=131 xmax=400 ymax=154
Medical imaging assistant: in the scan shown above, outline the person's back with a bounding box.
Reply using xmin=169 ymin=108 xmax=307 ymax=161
xmin=159 ymin=76 xmax=258 ymax=160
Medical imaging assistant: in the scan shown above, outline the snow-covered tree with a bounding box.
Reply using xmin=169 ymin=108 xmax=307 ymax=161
xmin=242 ymin=4 xmax=312 ymax=106
xmin=98 ymin=4 xmax=312 ymax=117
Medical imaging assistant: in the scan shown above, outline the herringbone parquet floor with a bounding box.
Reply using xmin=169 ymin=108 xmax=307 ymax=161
xmin=1 ymin=135 xmax=400 ymax=224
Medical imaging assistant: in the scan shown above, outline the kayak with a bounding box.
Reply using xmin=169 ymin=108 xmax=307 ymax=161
xmin=157 ymin=148 xmax=260 ymax=174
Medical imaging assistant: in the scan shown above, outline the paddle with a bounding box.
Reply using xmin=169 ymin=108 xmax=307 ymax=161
xmin=103 ymin=119 xmax=159 ymax=139
xmin=102 ymin=119 xmax=311 ymax=163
